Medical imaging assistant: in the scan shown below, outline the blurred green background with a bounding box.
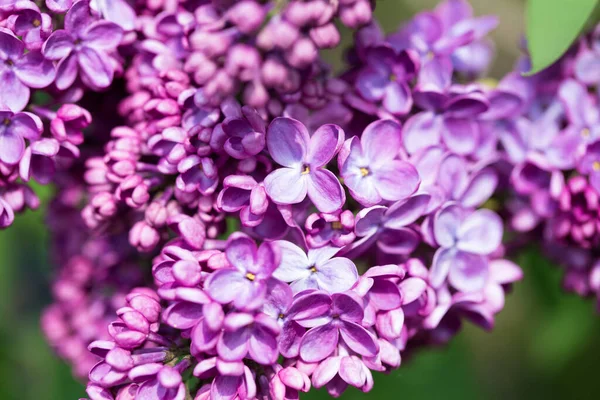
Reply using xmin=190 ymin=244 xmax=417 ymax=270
xmin=3 ymin=1 xmax=600 ymax=399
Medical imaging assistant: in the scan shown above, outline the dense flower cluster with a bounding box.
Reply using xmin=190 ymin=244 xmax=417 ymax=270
xmin=11 ymin=0 xmax=600 ymax=398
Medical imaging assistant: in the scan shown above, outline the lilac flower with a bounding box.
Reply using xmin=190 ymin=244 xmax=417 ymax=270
xmin=354 ymin=45 xmax=418 ymax=116
xmin=311 ymin=350 xmax=374 ymax=395
xmin=578 ymin=140 xmax=600 ymax=193
xmin=49 ymin=103 xmax=92 ymax=145
xmin=305 ymin=210 xmax=356 ymax=248
xmin=205 ymin=235 xmax=280 ymax=310
xmin=430 ymin=203 xmax=503 ymax=292
xmin=45 ymin=0 xmax=73 ymax=13
xmin=0 ymin=30 xmax=55 ymax=112
xmin=129 ymin=361 xmax=189 ymax=400
xmin=91 ymin=0 xmax=137 ymax=31
xmin=339 ymin=119 xmax=420 ymax=206
xmin=19 ymin=138 xmax=60 ymax=184
xmin=42 ymin=1 xmax=123 ymax=90
xmin=12 ymin=2 xmax=52 ymax=50
xmin=264 ymin=118 xmax=345 ymax=213
xmin=220 ymin=102 xmax=266 ymax=160
xmin=558 ymin=79 xmax=600 ymax=144
xmin=343 ymin=194 xmax=430 ymax=257
xmin=0 ymin=197 xmax=14 ymax=228
xmin=217 ymin=311 xmax=281 ymax=365
xmin=0 ymin=109 xmax=43 ymax=164
xmin=175 ymin=155 xmax=218 ymax=195
xmin=272 ymin=241 xmax=358 ymax=294
xmin=217 ymin=175 xmax=268 ymax=227
xmin=297 ymin=292 xmax=379 ymax=362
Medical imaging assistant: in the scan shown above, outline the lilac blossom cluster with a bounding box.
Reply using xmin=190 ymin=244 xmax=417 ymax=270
xmin=498 ymin=25 xmax=600 ymax=309
xmin=0 ymin=0 xmax=536 ymax=399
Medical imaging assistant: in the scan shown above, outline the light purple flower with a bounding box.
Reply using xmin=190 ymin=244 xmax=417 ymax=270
xmin=19 ymin=138 xmax=60 ymax=184
xmin=0 ymin=29 xmax=55 ymax=112
xmin=220 ymin=101 xmax=266 ymax=159
xmin=305 ymin=210 xmax=356 ymax=248
xmin=12 ymin=2 xmax=52 ymax=50
xmin=217 ymin=175 xmax=268 ymax=227
xmin=578 ymin=140 xmax=600 ymax=193
xmin=354 ymin=45 xmax=418 ymax=116
xmin=45 ymin=0 xmax=73 ymax=13
xmin=175 ymin=155 xmax=218 ymax=195
xmin=339 ymin=119 xmax=420 ymax=206
xmin=342 ymin=194 xmax=430 ymax=257
xmin=0 ymin=109 xmax=43 ymax=164
xmin=217 ymin=311 xmax=280 ymax=365
xmin=129 ymin=362 xmax=188 ymax=400
xmin=558 ymin=79 xmax=600 ymax=144
xmin=205 ymin=235 xmax=280 ymax=310
xmin=272 ymin=241 xmax=358 ymax=294
xmin=91 ymin=0 xmax=137 ymax=31
xmin=42 ymin=1 xmax=123 ymax=90
xmin=297 ymin=292 xmax=379 ymax=362
xmin=312 ymin=351 xmax=374 ymax=395
xmin=264 ymin=118 xmax=346 ymax=213
xmin=0 ymin=197 xmax=14 ymax=228
xmin=430 ymin=203 xmax=503 ymax=292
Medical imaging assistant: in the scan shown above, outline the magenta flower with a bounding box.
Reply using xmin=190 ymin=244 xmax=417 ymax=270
xmin=12 ymin=2 xmax=52 ymax=50
xmin=578 ymin=140 xmax=600 ymax=193
xmin=0 ymin=197 xmax=14 ymax=228
xmin=91 ymin=0 xmax=137 ymax=31
xmin=297 ymin=292 xmax=379 ymax=363
xmin=343 ymin=194 xmax=430 ymax=257
xmin=42 ymin=1 xmax=123 ymax=90
xmin=0 ymin=30 xmax=55 ymax=112
xmin=0 ymin=109 xmax=43 ymax=164
xmin=339 ymin=119 xmax=420 ymax=206
xmin=305 ymin=210 xmax=356 ymax=248
xmin=272 ymin=241 xmax=358 ymax=294
xmin=129 ymin=362 xmax=188 ymax=400
xmin=354 ymin=45 xmax=418 ymax=116
xmin=175 ymin=155 xmax=218 ymax=195
xmin=217 ymin=175 xmax=268 ymax=227
xmin=430 ymin=203 xmax=503 ymax=292
xmin=264 ymin=118 xmax=346 ymax=213
xmin=205 ymin=235 xmax=280 ymax=310
xmin=221 ymin=103 xmax=266 ymax=159
xmin=19 ymin=138 xmax=60 ymax=184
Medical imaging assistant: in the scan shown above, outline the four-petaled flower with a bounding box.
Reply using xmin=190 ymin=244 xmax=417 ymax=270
xmin=0 ymin=109 xmax=43 ymax=164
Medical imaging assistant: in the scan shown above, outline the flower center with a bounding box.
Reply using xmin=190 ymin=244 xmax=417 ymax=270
xmin=3 ymin=118 xmax=10 ymax=126
xmin=581 ymin=128 xmax=591 ymax=138
xmin=309 ymin=265 xmax=317 ymax=273
xmin=301 ymin=165 xmax=310 ymax=175
xmin=593 ymin=161 xmax=600 ymax=171
xmin=389 ymin=74 xmax=397 ymax=82
xmin=360 ymin=167 xmax=370 ymax=177
xmin=331 ymin=221 xmax=343 ymax=230
xmin=32 ymin=19 xmax=41 ymax=28
xmin=278 ymin=313 xmax=285 ymax=319
xmin=4 ymin=59 xmax=13 ymax=67
xmin=245 ymin=272 xmax=256 ymax=281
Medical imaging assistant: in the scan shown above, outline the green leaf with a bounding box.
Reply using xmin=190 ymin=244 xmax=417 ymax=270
xmin=524 ymin=0 xmax=598 ymax=75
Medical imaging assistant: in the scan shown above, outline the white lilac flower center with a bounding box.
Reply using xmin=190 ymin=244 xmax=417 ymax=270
xmin=360 ymin=167 xmax=370 ymax=177
xmin=245 ymin=272 xmax=256 ymax=281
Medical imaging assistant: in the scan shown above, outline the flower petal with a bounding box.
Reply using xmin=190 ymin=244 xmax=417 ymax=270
xmin=339 ymin=321 xmax=378 ymax=357
xmin=307 ymin=124 xmax=344 ymax=167
xmin=83 ymin=21 xmax=124 ymax=50
xmin=316 ymin=258 xmax=358 ymax=293
xmin=307 ymin=169 xmax=345 ymax=213
xmin=267 ymin=117 xmax=309 ymax=167
xmin=14 ymin=51 xmax=56 ymax=88
xmin=78 ymin=47 xmax=114 ymax=89
xmin=0 ymin=130 xmax=25 ymax=164
xmin=447 ymin=251 xmax=489 ymax=292
xmin=457 ymin=209 xmax=503 ymax=255
xmin=55 ymin=53 xmax=79 ymax=90
xmin=429 ymin=247 xmax=453 ymax=288
xmin=264 ymin=167 xmax=308 ymax=205
xmin=42 ymin=30 xmax=74 ymax=60
xmin=383 ymin=193 xmax=431 ymax=229
xmin=0 ymin=70 xmax=29 ymax=112
xmin=299 ymin=323 xmax=339 ymax=363
xmin=373 ymin=160 xmax=420 ymax=202
xmin=362 ymin=119 xmax=403 ymax=164
xmin=249 ymin=326 xmax=278 ymax=365
xmin=402 ymin=111 xmax=444 ymax=154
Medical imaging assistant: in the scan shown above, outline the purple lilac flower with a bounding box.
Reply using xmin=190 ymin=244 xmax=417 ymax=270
xmin=264 ymin=117 xmax=345 ymax=213
xmin=90 ymin=0 xmax=137 ymax=31
xmin=296 ymin=291 xmax=379 ymax=362
xmin=578 ymin=140 xmax=600 ymax=193
xmin=217 ymin=175 xmax=268 ymax=227
xmin=305 ymin=210 xmax=356 ymax=248
xmin=42 ymin=1 xmax=123 ymax=90
xmin=339 ymin=119 xmax=420 ymax=206
xmin=430 ymin=203 xmax=503 ymax=292
xmin=0 ymin=109 xmax=43 ymax=164
xmin=272 ymin=241 xmax=358 ymax=294
xmin=0 ymin=29 xmax=55 ymax=112
xmin=205 ymin=234 xmax=280 ymax=310
xmin=11 ymin=2 xmax=52 ymax=50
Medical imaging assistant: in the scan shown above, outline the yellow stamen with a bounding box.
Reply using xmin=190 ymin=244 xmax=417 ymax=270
xmin=301 ymin=165 xmax=310 ymax=175
xmin=278 ymin=313 xmax=285 ymax=319
xmin=581 ymin=128 xmax=591 ymax=138
xmin=331 ymin=221 xmax=343 ymax=230
xmin=360 ymin=167 xmax=369 ymax=177
xmin=245 ymin=272 xmax=256 ymax=281
xmin=32 ymin=19 xmax=41 ymax=28
xmin=3 ymin=118 xmax=10 ymax=126
xmin=309 ymin=266 xmax=317 ymax=273
xmin=389 ymin=74 xmax=397 ymax=82
xmin=593 ymin=161 xmax=600 ymax=171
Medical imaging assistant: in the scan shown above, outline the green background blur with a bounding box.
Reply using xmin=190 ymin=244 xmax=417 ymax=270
xmin=3 ymin=1 xmax=600 ymax=399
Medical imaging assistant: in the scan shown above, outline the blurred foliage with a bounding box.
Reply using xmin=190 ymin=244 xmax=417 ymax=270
xmin=4 ymin=1 xmax=600 ymax=400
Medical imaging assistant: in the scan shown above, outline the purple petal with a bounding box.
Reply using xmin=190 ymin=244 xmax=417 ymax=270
xmin=42 ymin=30 xmax=74 ymax=60
xmin=0 ymin=30 xmax=24 ymax=59
xmin=78 ymin=47 xmax=113 ymax=89
xmin=218 ymin=329 xmax=250 ymax=361
xmin=575 ymin=51 xmax=600 ymax=84
xmin=433 ymin=203 xmax=463 ymax=247
xmin=312 ymin=356 xmax=341 ymax=388
xmin=376 ymin=228 xmax=420 ymax=255
xmin=354 ymin=206 xmax=386 ymax=237
xmin=82 ymin=21 xmax=123 ymax=50
xmin=457 ymin=209 xmax=503 ymax=255
xmin=307 ymin=124 xmax=344 ymax=167
xmin=429 ymin=247 xmax=453 ymax=288
xmin=206 ymin=269 xmax=247 ymax=304
xmin=373 ymin=160 xmax=420 ymax=202
xmin=316 ymin=258 xmax=358 ymax=293
xmin=339 ymin=321 xmax=378 ymax=357
xmin=55 ymin=53 xmax=78 ymax=90
xmin=355 ymin=67 xmax=387 ymax=101
xmin=14 ymin=51 xmax=56 ymax=88
xmin=299 ymin=323 xmax=339 ymax=363
xmin=264 ymin=167 xmax=308 ymax=205
xmin=249 ymin=327 xmax=278 ymax=365
xmin=383 ymin=193 xmax=431 ymax=229
xmin=267 ymin=117 xmax=309 ymax=167
xmin=383 ymin=81 xmax=413 ymax=115
xmin=307 ymin=169 xmax=345 ymax=213
xmin=448 ymin=251 xmax=488 ymax=292
xmin=271 ymin=240 xmax=310 ymax=282
xmin=10 ymin=112 xmax=43 ymax=140
xmin=460 ymin=167 xmax=497 ymax=208
xmin=218 ymin=187 xmax=250 ymax=212
xmin=442 ymin=118 xmax=479 ymax=155
xmin=163 ymin=302 xmax=202 ymax=330
xmin=0 ymin=70 xmax=29 ymax=112
xmin=362 ymin=119 xmax=402 ymax=163
xmin=339 ymin=356 xmax=367 ymax=388
xmin=225 ymin=235 xmax=257 ymax=273
xmin=64 ymin=1 xmax=93 ymax=36
xmin=279 ymin=321 xmax=304 ymax=358
xmin=0 ymin=131 xmax=25 ymax=164
xmin=402 ymin=111 xmax=444 ymax=154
